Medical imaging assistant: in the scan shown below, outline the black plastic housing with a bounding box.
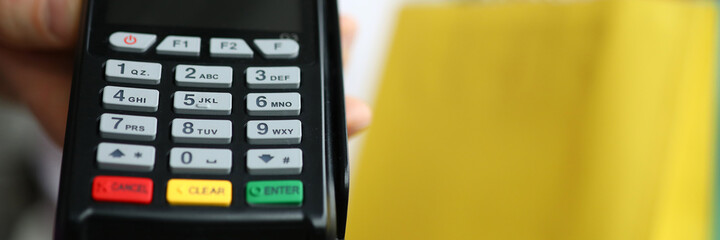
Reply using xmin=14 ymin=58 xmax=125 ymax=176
xmin=54 ymin=0 xmax=349 ymax=239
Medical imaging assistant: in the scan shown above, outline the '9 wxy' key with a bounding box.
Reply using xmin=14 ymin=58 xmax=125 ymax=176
xmin=247 ymin=120 xmax=302 ymax=145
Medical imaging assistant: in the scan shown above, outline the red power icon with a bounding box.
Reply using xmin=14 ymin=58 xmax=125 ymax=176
xmin=123 ymin=35 xmax=137 ymax=45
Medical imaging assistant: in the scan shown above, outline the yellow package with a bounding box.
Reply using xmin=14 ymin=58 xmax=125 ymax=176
xmin=348 ymin=1 xmax=717 ymax=239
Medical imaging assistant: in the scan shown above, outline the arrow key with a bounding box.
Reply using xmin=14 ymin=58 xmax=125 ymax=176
xmin=247 ymin=149 xmax=302 ymax=175
xmin=97 ymin=143 xmax=155 ymax=172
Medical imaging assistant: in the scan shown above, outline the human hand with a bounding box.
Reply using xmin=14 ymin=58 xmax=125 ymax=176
xmin=0 ymin=0 xmax=371 ymax=146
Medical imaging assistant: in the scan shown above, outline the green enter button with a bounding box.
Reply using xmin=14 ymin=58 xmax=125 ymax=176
xmin=246 ymin=180 xmax=303 ymax=206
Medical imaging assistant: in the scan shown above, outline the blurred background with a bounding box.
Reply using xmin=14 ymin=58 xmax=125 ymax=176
xmin=0 ymin=0 xmax=717 ymax=239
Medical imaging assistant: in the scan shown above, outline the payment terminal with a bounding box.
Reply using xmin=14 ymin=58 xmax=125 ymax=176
xmin=53 ymin=0 xmax=349 ymax=239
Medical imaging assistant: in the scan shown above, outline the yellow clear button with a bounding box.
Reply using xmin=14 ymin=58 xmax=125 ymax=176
xmin=166 ymin=179 xmax=232 ymax=207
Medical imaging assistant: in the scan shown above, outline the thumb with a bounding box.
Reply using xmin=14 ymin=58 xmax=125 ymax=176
xmin=0 ymin=0 xmax=81 ymax=49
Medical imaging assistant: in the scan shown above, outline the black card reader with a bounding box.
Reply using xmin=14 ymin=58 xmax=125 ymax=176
xmin=54 ymin=0 xmax=349 ymax=239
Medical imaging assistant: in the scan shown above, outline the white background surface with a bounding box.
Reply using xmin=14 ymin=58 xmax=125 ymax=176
xmin=338 ymin=0 xmax=407 ymax=104
xmin=338 ymin=0 xmax=408 ymax=165
xmin=338 ymin=0 xmax=448 ymax=104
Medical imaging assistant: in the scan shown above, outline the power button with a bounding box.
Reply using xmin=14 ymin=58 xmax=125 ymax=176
xmin=124 ymin=35 xmax=137 ymax=45
xmin=109 ymin=31 xmax=157 ymax=53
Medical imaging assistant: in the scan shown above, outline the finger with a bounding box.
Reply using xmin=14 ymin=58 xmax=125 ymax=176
xmin=340 ymin=15 xmax=357 ymax=65
xmin=0 ymin=0 xmax=81 ymax=49
xmin=0 ymin=46 xmax=73 ymax=146
xmin=340 ymin=17 xmax=367 ymax=136
xmin=345 ymin=96 xmax=371 ymax=136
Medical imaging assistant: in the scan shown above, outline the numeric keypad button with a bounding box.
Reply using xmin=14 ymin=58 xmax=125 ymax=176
xmin=171 ymin=119 xmax=232 ymax=144
xmin=246 ymin=93 xmax=300 ymax=116
xmin=175 ymin=65 xmax=233 ymax=88
xmin=254 ymin=39 xmax=299 ymax=59
xmin=105 ymin=59 xmax=162 ymax=85
xmin=156 ymin=35 xmax=201 ymax=56
xmin=99 ymin=113 xmax=157 ymax=141
xmin=97 ymin=143 xmax=155 ymax=172
xmin=102 ymin=86 xmax=159 ymax=112
xmin=210 ymin=38 xmax=253 ymax=58
xmin=246 ymin=149 xmax=302 ymax=175
xmin=246 ymin=120 xmax=302 ymax=145
xmin=246 ymin=67 xmax=300 ymax=89
xmin=174 ymin=91 xmax=232 ymax=115
xmin=170 ymin=148 xmax=232 ymax=175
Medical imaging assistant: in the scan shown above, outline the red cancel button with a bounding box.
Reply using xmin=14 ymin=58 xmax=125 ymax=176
xmin=92 ymin=176 xmax=153 ymax=204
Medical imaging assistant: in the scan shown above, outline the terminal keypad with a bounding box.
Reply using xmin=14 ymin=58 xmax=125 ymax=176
xmin=93 ymin=31 xmax=304 ymax=207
